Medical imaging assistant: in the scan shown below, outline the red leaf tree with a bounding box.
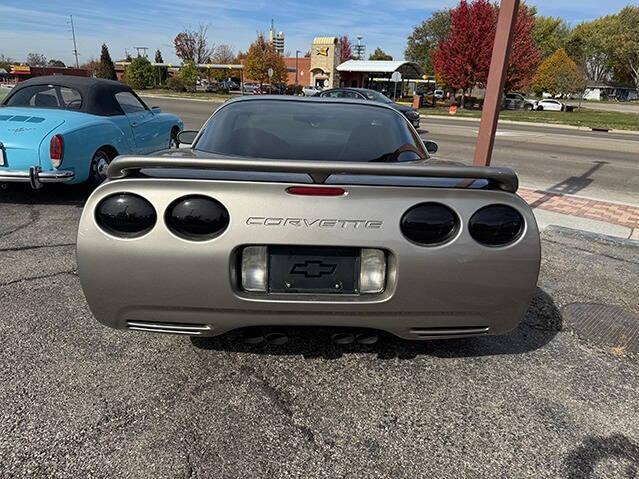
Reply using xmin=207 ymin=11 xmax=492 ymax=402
xmin=433 ymin=0 xmax=541 ymax=106
xmin=339 ymin=36 xmax=353 ymax=64
xmin=506 ymin=4 xmax=541 ymax=91
xmin=432 ymin=0 xmax=496 ymax=106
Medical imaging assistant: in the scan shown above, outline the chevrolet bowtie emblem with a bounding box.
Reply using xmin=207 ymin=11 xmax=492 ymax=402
xmin=291 ymin=260 xmax=336 ymax=278
xmin=316 ymin=47 xmax=329 ymax=56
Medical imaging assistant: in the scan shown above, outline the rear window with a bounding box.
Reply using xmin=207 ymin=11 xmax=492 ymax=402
xmin=4 ymin=85 xmax=83 ymax=110
xmin=194 ymin=100 xmax=425 ymax=163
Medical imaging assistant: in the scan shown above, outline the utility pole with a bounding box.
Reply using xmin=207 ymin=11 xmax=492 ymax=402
xmin=134 ymin=47 xmax=149 ymax=58
xmin=473 ymin=0 xmax=520 ymax=166
xmin=295 ymin=50 xmax=301 ymax=85
xmin=68 ymin=15 xmax=80 ymax=68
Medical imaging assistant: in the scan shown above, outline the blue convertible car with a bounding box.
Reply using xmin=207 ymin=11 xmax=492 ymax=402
xmin=0 ymin=76 xmax=183 ymax=188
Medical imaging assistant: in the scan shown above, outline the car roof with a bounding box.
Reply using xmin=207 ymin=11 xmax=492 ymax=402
xmin=322 ymin=87 xmax=376 ymax=93
xmin=2 ymin=75 xmax=132 ymax=116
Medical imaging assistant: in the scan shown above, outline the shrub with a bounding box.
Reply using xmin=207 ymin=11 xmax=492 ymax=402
xmin=125 ymin=56 xmax=155 ymax=89
xmin=167 ymin=76 xmax=185 ymax=92
xmin=179 ymin=62 xmax=199 ymax=92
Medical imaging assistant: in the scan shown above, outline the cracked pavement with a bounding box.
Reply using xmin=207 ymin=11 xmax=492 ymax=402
xmin=1 ymin=184 xmax=638 ymax=478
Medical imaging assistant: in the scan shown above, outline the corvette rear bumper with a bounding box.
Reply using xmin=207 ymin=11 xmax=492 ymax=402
xmin=0 ymin=167 xmax=75 ymax=189
xmin=110 ymin=306 xmax=520 ymax=340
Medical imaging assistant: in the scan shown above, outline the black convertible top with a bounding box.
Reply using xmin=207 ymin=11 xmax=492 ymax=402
xmin=1 ymin=76 xmax=141 ymax=116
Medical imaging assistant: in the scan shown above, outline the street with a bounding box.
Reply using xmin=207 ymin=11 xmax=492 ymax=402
xmin=142 ymin=96 xmax=639 ymax=206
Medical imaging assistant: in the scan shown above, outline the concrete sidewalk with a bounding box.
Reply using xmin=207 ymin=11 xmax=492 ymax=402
xmin=519 ymin=187 xmax=639 ymax=240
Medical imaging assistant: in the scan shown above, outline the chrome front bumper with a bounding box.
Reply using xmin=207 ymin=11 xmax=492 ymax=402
xmin=0 ymin=167 xmax=75 ymax=189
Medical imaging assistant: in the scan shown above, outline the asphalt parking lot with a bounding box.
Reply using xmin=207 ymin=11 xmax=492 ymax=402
xmin=1 ymin=184 xmax=638 ymax=478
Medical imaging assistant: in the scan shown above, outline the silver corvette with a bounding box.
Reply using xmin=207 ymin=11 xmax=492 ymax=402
xmin=77 ymin=96 xmax=540 ymax=340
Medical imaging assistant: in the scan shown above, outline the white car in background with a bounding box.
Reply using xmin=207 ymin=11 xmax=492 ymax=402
xmin=536 ymin=99 xmax=565 ymax=111
xmin=302 ymin=85 xmax=322 ymax=96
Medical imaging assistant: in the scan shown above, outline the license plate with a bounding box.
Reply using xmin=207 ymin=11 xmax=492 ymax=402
xmin=269 ymin=246 xmax=360 ymax=294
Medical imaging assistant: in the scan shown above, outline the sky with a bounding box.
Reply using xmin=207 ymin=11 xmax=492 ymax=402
xmin=0 ymin=0 xmax=635 ymax=66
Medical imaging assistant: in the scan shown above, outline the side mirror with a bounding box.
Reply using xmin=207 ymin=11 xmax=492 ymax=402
xmin=151 ymin=106 xmax=161 ymax=113
xmin=177 ymin=130 xmax=198 ymax=146
xmin=423 ymin=139 xmax=438 ymax=155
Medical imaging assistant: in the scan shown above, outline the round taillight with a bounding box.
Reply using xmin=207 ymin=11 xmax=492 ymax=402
xmin=400 ymin=202 xmax=459 ymax=246
xmin=165 ymin=195 xmax=229 ymax=240
xmin=95 ymin=193 xmax=156 ymax=238
xmin=469 ymin=205 xmax=524 ymax=246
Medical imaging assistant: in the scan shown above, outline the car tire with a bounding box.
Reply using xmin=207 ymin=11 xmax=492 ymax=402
xmin=88 ymin=149 xmax=112 ymax=188
xmin=169 ymin=127 xmax=180 ymax=149
xmin=537 ymin=106 xmax=544 ymax=111
xmin=524 ymin=104 xmax=533 ymax=111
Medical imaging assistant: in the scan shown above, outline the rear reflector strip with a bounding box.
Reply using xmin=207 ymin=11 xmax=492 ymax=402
xmin=286 ymin=186 xmax=346 ymax=196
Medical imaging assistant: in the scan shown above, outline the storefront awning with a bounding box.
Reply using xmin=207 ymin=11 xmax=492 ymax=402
xmin=336 ymin=60 xmax=422 ymax=79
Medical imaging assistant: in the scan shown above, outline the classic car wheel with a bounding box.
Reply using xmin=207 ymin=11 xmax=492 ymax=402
xmin=169 ymin=129 xmax=179 ymax=149
xmin=89 ymin=149 xmax=111 ymax=186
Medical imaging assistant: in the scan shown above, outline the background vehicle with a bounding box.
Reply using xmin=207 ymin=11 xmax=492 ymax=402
xmin=0 ymin=76 xmax=183 ymax=188
xmin=302 ymin=85 xmax=322 ymax=96
xmin=219 ymin=79 xmax=240 ymax=91
xmin=316 ymin=88 xmax=422 ymax=128
xmin=536 ymin=99 xmax=565 ymax=111
xmin=434 ymin=89 xmax=445 ymax=100
xmin=503 ymin=92 xmax=538 ymax=111
xmin=77 ymin=96 xmax=540 ymax=341
xmin=242 ymin=82 xmax=259 ymax=94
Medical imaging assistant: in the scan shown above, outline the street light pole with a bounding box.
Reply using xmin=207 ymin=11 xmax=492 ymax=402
xmin=295 ymin=50 xmax=301 ymax=85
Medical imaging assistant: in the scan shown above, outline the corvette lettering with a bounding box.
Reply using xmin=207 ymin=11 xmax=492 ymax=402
xmin=246 ymin=217 xmax=383 ymax=229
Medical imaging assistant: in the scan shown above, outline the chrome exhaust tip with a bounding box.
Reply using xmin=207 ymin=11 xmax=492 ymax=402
xmin=331 ymin=332 xmax=355 ymax=345
xmin=265 ymin=332 xmax=288 ymax=345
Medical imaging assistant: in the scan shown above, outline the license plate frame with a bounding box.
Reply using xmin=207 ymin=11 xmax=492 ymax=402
xmin=268 ymin=246 xmax=360 ymax=294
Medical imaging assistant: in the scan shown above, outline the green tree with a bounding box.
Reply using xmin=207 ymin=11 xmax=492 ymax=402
xmin=124 ymin=56 xmax=155 ymax=89
xmin=96 ymin=44 xmax=117 ymax=80
xmin=405 ymin=9 xmax=452 ymax=74
xmin=47 ymin=59 xmax=66 ymax=67
xmin=0 ymin=54 xmax=14 ymax=72
xmin=566 ymin=16 xmax=616 ymax=82
xmin=369 ymin=48 xmax=393 ymax=61
xmin=179 ymin=62 xmax=199 ymax=90
xmin=533 ymin=16 xmax=571 ymax=59
xmin=612 ymin=6 xmax=639 ymax=89
xmin=244 ymin=34 xmax=287 ymax=84
xmin=533 ymin=48 xmax=586 ymax=96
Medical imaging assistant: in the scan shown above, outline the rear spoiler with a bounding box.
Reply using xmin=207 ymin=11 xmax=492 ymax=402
xmin=107 ymin=156 xmax=519 ymax=193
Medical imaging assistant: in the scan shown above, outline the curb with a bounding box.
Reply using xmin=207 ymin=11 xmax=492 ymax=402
xmin=420 ymin=114 xmax=639 ymax=136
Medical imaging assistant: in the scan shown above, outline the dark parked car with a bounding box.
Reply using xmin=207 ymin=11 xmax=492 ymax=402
xmin=316 ymin=88 xmax=422 ymax=129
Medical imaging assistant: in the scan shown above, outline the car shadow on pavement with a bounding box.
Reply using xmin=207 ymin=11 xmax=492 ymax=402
xmin=564 ymin=434 xmax=639 ymax=478
xmin=191 ymin=287 xmax=563 ymax=360
xmin=0 ymin=183 xmax=90 ymax=206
